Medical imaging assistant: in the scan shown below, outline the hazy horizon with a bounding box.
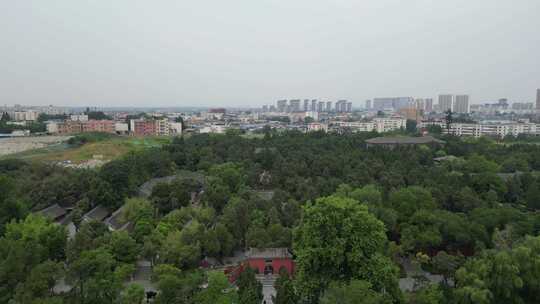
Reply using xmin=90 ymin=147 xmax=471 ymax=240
xmin=1 ymin=0 xmax=539 ymax=107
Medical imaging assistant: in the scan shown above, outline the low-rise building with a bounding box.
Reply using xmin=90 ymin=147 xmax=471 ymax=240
xmin=131 ymin=118 xmax=171 ymax=136
xmin=420 ymin=120 xmax=540 ymax=138
xmin=366 ymin=136 xmax=445 ymax=149
xmin=70 ymin=114 xmax=89 ymax=122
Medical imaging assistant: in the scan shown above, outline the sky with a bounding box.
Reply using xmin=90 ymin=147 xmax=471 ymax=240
xmin=1 ymin=0 xmax=539 ymax=108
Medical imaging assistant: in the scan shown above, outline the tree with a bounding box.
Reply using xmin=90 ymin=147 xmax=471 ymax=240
xmin=294 ymin=196 xmax=400 ymax=302
xmin=409 ymin=285 xmax=444 ymax=304
xmin=195 ymin=271 xmax=237 ymax=304
xmin=208 ymin=162 xmax=246 ymax=193
xmin=109 ymin=231 xmax=139 ymax=264
xmin=67 ymin=248 xmax=124 ymax=304
xmin=304 ymin=116 xmax=315 ymax=124
xmin=349 ymin=184 xmax=383 ymax=205
xmin=406 ymin=119 xmax=417 ymax=134
xmin=13 ymin=260 xmax=64 ymax=303
xmin=0 ymin=214 xmax=67 ymax=302
xmin=389 ymin=186 xmax=436 ymax=221
xmin=429 ymin=251 xmax=463 ymax=285
xmin=237 ymin=267 xmax=263 ymax=304
xmin=319 ymin=280 xmax=389 ymax=304
xmin=159 ymin=229 xmax=201 ymax=269
xmin=121 ymin=283 xmax=145 ymax=304
xmin=153 ymin=264 xmax=203 ymax=304
xmin=444 ymin=110 xmax=453 ymax=134
xmin=274 ymin=269 xmax=298 ymax=304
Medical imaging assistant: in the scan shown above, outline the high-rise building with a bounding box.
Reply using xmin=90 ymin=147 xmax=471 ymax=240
xmin=335 ymin=100 xmax=348 ymax=113
xmin=317 ymin=101 xmax=325 ymax=112
xmin=289 ymin=99 xmax=301 ymax=112
xmin=415 ymin=99 xmax=425 ymax=111
xmin=262 ymin=105 xmax=268 ymax=112
xmin=346 ymin=102 xmax=352 ymax=113
xmin=438 ymin=95 xmax=454 ymax=112
xmin=365 ymin=100 xmax=372 ymax=109
xmin=536 ymin=89 xmax=540 ymax=110
xmin=454 ymin=95 xmax=470 ymax=114
xmin=311 ymin=99 xmax=318 ymax=111
xmin=373 ymin=97 xmax=414 ymax=111
xmin=425 ymin=98 xmax=433 ymax=112
xmin=326 ymin=101 xmax=332 ymax=112
xmin=303 ymin=99 xmax=310 ymax=111
xmin=277 ymin=100 xmax=287 ymax=112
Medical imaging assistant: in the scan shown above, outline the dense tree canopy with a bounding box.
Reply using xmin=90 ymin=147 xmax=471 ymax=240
xmin=1 ymin=130 xmax=540 ymax=303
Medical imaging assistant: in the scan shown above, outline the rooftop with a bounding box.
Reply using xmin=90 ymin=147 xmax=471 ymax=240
xmin=365 ymin=136 xmax=445 ymax=145
xmin=83 ymin=205 xmax=110 ymax=222
xmin=247 ymin=248 xmax=292 ymax=259
xmin=37 ymin=204 xmax=67 ymax=220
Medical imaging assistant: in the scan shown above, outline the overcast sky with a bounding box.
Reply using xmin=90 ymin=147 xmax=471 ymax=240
xmin=1 ymin=0 xmax=539 ymax=107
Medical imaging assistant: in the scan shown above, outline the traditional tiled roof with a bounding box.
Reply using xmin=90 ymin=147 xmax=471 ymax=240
xmin=83 ymin=205 xmax=110 ymax=222
xmin=247 ymin=248 xmax=292 ymax=259
xmin=37 ymin=204 xmax=67 ymax=220
xmin=366 ymin=136 xmax=445 ymax=145
xmin=104 ymin=206 xmax=132 ymax=231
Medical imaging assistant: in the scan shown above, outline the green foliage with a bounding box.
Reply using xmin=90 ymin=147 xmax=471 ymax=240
xmin=67 ymin=248 xmax=124 ymax=304
xmin=67 ymin=132 xmax=116 ymax=146
xmin=153 ymin=264 xmax=203 ymax=304
xmin=274 ymin=270 xmax=298 ymax=304
xmin=121 ymin=283 xmax=145 ymax=304
xmin=237 ymin=267 xmax=263 ymax=304
xmin=294 ymin=195 xmax=399 ymax=302
xmin=194 ymin=271 xmax=237 ymax=304
xmin=319 ymin=280 xmax=390 ymax=304
xmin=454 ymin=235 xmax=540 ymax=304
xmin=389 ymin=186 xmax=436 ymax=220
xmin=2 ymin=129 xmax=540 ymax=303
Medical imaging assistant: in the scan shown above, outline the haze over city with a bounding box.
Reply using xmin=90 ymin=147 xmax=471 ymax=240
xmin=1 ymin=0 xmax=539 ymax=107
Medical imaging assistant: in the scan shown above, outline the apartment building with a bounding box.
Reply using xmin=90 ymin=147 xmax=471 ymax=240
xmin=333 ymin=117 xmax=406 ymax=133
xmin=420 ymin=120 xmax=540 ymax=138
xmin=131 ymin=118 xmax=171 ymax=136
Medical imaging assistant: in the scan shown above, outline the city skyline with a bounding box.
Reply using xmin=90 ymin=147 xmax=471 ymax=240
xmin=1 ymin=1 xmax=540 ymax=107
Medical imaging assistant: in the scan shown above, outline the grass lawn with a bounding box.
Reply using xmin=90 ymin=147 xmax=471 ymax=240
xmin=3 ymin=136 xmax=173 ymax=164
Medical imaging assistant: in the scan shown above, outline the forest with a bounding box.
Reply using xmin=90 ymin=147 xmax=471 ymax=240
xmin=1 ymin=129 xmax=540 ymax=304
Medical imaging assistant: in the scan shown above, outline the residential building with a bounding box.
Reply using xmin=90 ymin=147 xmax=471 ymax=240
xmin=289 ymin=99 xmax=301 ymax=112
xmin=326 ymin=101 xmax=332 ymax=112
xmin=398 ymin=107 xmax=423 ymax=121
xmin=335 ymin=100 xmax=349 ymax=113
xmin=454 ymin=95 xmax=470 ymax=114
xmin=311 ymin=99 xmax=317 ymax=112
xmin=333 ymin=117 xmax=406 ymax=133
xmin=512 ymin=102 xmax=534 ymax=110
xmin=537 ymin=89 xmax=540 ymax=110
xmin=438 ymin=95 xmax=454 ymax=112
xmin=346 ymin=102 xmax=352 ymax=113
xmin=70 ymin=114 xmax=89 ymax=121
xmin=415 ymin=99 xmax=425 ymax=111
xmin=420 ymin=120 xmax=540 ymax=138
xmin=276 ymin=100 xmax=287 ymax=112
xmin=317 ymin=101 xmax=325 ymax=112
xmin=131 ymin=118 xmax=171 ymax=136
xmin=11 ymin=111 xmax=39 ymax=121
xmin=425 ymin=98 xmax=434 ymax=112
xmin=114 ymin=122 xmax=129 ymax=134
xmin=81 ymin=120 xmax=115 ymax=133
xmin=307 ymin=122 xmax=328 ymax=132
xmin=169 ymin=122 xmax=183 ymax=135
xmin=303 ymin=99 xmax=310 ymax=111
xmin=373 ymin=97 xmax=414 ymax=111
